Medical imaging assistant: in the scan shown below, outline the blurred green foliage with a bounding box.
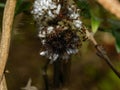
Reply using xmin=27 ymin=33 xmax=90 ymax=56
xmin=76 ymin=0 xmax=91 ymax=18
xmin=0 ymin=3 xmax=5 ymax=8
xmin=15 ymin=0 xmax=32 ymax=15
xmin=91 ymin=14 xmax=101 ymax=34
xmin=112 ymin=30 xmax=120 ymax=53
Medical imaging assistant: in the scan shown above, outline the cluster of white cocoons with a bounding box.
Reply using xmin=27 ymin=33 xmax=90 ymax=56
xmin=32 ymin=0 xmax=83 ymax=62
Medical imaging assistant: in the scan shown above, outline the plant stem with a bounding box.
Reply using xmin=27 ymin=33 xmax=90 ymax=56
xmin=42 ymin=60 xmax=50 ymax=90
xmin=95 ymin=45 xmax=120 ymax=78
xmin=84 ymin=26 xmax=120 ymax=78
xmin=53 ymin=58 xmax=62 ymax=89
xmin=0 ymin=0 xmax=16 ymax=89
xmin=53 ymin=57 xmax=71 ymax=89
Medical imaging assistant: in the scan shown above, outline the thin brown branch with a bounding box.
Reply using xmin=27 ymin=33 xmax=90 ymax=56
xmin=97 ymin=0 xmax=120 ymax=19
xmin=95 ymin=45 xmax=120 ymax=78
xmin=0 ymin=0 xmax=17 ymax=89
xmin=83 ymin=26 xmax=120 ymax=78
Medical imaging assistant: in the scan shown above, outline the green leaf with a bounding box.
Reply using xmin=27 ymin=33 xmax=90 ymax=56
xmin=0 ymin=3 xmax=5 ymax=8
xmin=90 ymin=3 xmax=102 ymax=33
xmin=91 ymin=15 xmax=101 ymax=33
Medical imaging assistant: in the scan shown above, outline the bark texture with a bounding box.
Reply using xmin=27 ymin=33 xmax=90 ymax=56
xmin=0 ymin=0 xmax=16 ymax=89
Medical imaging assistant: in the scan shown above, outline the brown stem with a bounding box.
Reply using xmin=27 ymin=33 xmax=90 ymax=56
xmin=84 ymin=26 xmax=120 ymax=78
xmin=95 ymin=45 xmax=120 ymax=78
xmin=0 ymin=0 xmax=17 ymax=89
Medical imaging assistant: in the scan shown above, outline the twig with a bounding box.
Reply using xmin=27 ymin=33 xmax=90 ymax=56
xmin=83 ymin=26 xmax=120 ymax=78
xmin=95 ymin=45 xmax=120 ymax=78
xmin=0 ymin=0 xmax=16 ymax=89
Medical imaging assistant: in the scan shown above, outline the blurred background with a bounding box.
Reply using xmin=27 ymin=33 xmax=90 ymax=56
xmin=0 ymin=0 xmax=120 ymax=90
